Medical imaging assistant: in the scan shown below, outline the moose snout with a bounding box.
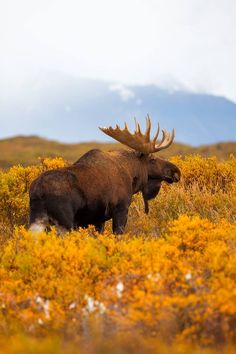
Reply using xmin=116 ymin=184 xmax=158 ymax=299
xmin=173 ymin=171 xmax=181 ymax=182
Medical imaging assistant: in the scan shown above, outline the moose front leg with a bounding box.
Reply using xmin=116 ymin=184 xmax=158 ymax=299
xmin=112 ymin=204 xmax=129 ymax=234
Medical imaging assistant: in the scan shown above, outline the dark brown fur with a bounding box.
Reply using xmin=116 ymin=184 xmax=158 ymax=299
xmin=29 ymin=149 xmax=180 ymax=234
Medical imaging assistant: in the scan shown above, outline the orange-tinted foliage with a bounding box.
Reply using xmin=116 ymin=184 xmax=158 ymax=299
xmin=0 ymin=155 xmax=235 ymax=354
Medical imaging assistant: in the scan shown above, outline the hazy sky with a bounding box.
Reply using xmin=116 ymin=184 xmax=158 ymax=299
xmin=1 ymin=0 xmax=236 ymax=101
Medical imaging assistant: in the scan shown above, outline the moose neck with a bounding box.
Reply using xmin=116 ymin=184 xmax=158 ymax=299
xmin=110 ymin=149 xmax=149 ymax=194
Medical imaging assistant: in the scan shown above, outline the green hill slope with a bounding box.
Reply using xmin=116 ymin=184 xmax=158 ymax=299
xmin=0 ymin=135 xmax=235 ymax=169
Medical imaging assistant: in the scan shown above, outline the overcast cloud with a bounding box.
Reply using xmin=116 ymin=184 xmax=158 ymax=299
xmin=1 ymin=0 xmax=236 ymax=102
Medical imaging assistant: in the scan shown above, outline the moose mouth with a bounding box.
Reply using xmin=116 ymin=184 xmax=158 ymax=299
xmin=149 ymin=172 xmax=180 ymax=184
xmin=163 ymin=176 xmax=175 ymax=184
xmin=163 ymin=173 xmax=180 ymax=184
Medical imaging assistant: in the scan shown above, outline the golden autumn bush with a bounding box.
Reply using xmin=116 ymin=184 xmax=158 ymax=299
xmin=0 ymin=155 xmax=235 ymax=354
xmin=0 ymin=157 xmax=67 ymax=228
xmin=127 ymin=155 xmax=236 ymax=236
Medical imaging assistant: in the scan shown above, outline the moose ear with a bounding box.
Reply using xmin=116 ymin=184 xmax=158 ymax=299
xmin=137 ymin=152 xmax=146 ymax=159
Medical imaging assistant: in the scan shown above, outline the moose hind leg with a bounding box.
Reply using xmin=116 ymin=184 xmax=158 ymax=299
xmin=46 ymin=198 xmax=74 ymax=232
xmin=29 ymin=197 xmax=48 ymax=233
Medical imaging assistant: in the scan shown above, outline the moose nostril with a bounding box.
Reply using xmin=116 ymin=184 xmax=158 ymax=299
xmin=174 ymin=172 xmax=180 ymax=181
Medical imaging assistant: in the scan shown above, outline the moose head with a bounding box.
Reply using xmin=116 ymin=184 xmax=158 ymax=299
xmin=100 ymin=116 xmax=181 ymax=214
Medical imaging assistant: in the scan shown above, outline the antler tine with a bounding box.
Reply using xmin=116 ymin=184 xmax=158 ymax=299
xmin=165 ymin=131 xmax=170 ymax=144
xmin=154 ymin=128 xmax=175 ymax=152
xmin=134 ymin=117 xmax=141 ymax=135
xmin=166 ymin=128 xmax=175 ymax=147
xmin=162 ymin=129 xmax=174 ymax=148
xmin=152 ymin=122 xmax=160 ymax=143
xmin=157 ymin=129 xmax=167 ymax=147
xmin=145 ymin=115 xmax=151 ymax=141
xmin=124 ymin=122 xmax=129 ymax=131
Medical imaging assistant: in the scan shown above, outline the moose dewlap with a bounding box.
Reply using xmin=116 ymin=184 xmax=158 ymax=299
xmin=29 ymin=116 xmax=180 ymax=234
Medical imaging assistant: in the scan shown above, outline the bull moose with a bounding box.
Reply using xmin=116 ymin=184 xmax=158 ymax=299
xmin=29 ymin=116 xmax=180 ymax=234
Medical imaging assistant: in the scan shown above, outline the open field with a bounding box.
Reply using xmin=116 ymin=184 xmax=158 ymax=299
xmin=0 ymin=154 xmax=235 ymax=353
xmin=0 ymin=135 xmax=235 ymax=168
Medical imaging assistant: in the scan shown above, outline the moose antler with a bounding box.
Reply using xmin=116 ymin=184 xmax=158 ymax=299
xmin=99 ymin=115 xmax=175 ymax=154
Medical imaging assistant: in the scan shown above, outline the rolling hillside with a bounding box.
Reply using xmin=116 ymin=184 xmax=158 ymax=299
xmin=0 ymin=135 xmax=235 ymax=169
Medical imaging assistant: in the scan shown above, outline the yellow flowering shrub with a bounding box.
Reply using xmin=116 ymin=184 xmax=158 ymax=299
xmin=0 ymin=155 xmax=235 ymax=354
xmin=0 ymin=158 xmax=67 ymax=228
xmin=170 ymin=155 xmax=236 ymax=192
xmin=0 ymin=217 xmax=235 ymax=352
xmin=39 ymin=157 xmax=67 ymax=171
xmin=127 ymin=155 xmax=236 ymax=235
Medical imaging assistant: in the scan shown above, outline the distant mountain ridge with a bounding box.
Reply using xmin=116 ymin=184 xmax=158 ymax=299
xmin=1 ymin=73 xmax=236 ymax=145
